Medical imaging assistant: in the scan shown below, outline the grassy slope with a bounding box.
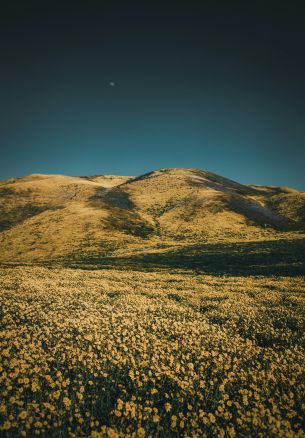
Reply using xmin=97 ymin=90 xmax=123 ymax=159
xmin=0 ymin=169 xmax=304 ymax=273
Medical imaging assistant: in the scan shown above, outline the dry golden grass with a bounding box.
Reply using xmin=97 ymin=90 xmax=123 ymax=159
xmin=1 ymin=168 xmax=304 ymax=264
xmin=0 ymin=266 xmax=304 ymax=437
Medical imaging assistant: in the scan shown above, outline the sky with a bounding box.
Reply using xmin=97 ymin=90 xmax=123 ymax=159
xmin=0 ymin=1 xmax=305 ymax=189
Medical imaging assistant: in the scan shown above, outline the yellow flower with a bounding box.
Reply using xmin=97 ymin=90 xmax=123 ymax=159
xmin=34 ymin=421 xmax=43 ymax=428
xmin=137 ymin=427 xmax=146 ymax=438
xmin=106 ymin=428 xmax=119 ymax=438
xmin=90 ymin=432 xmax=102 ymax=438
xmin=19 ymin=411 xmax=28 ymax=420
xmin=53 ymin=390 xmax=60 ymax=400
xmin=31 ymin=382 xmax=40 ymax=392
xmin=164 ymin=402 xmax=171 ymax=412
xmin=2 ymin=420 xmax=11 ymax=430
xmin=208 ymin=413 xmax=216 ymax=423
xmin=63 ymin=397 xmax=71 ymax=408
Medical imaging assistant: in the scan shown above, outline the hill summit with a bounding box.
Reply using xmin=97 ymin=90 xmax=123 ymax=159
xmin=0 ymin=168 xmax=304 ymax=267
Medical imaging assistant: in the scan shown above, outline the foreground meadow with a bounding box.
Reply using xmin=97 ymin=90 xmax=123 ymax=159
xmin=0 ymin=266 xmax=304 ymax=437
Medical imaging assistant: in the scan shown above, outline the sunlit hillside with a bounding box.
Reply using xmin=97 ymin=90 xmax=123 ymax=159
xmin=1 ymin=168 xmax=305 ymax=436
xmin=0 ymin=168 xmax=304 ymax=271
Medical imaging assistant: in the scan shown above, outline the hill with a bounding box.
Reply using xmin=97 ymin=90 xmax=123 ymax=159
xmin=0 ymin=168 xmax=304 ymax=273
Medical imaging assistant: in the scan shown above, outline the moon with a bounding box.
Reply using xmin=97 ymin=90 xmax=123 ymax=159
xmin=109 ymin=82 xmax=115 ymax=87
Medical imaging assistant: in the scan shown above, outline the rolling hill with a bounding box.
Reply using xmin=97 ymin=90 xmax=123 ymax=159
xmin=0 ymin=168 xmax=304 ymax=272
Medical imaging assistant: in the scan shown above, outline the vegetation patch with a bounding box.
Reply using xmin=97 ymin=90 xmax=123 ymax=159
xmin=0 ymin=267 xmax=304 ymax=436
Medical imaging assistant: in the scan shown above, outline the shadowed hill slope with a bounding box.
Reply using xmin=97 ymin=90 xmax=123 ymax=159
xmin=0 ymin=168 xmax=304 ymax=268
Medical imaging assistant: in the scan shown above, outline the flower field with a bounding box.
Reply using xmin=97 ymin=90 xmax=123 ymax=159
xmin=0 ymin=266 xmax=304 ymax=437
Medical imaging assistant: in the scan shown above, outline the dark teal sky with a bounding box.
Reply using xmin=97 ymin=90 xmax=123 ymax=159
xmin=1 ymin=1 xmax=305 ymax=189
